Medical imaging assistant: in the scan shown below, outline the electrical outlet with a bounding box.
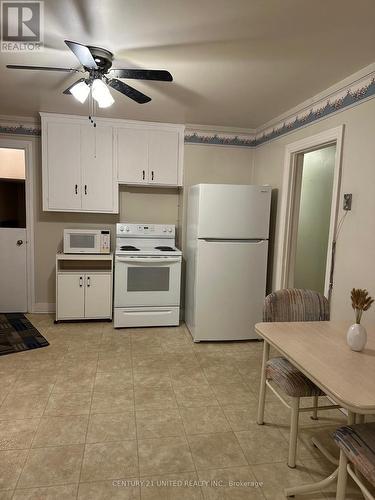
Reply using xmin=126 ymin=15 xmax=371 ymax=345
xmin=343 ymin=193 xmax=352 ymax=211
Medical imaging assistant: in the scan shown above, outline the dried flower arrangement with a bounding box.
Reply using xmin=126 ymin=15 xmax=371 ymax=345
xmin=350 ymin=288 xmax=374 ymax=324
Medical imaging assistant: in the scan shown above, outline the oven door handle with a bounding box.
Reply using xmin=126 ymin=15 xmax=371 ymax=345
xmin=115 ymin=257 xmax=180 ymax=264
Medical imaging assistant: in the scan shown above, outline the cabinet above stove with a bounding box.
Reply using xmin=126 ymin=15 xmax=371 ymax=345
xmin=40 ymin=113 xmax=184 ymax=214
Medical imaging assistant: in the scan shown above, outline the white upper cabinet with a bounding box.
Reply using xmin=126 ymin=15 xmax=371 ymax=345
xmin=81 ymin=124 xmax=114 ymax=211
xmin=41 ymin=113 xmax=118 ymax=213
xmin=148 ymin=129 xmax=179 ymax=185
xmin=45 ymin=121 xmax=81 ymax=211
xmin=116 ymin=127 xmax=149 ymax=184
xmin=116 ymin=123 xmax=184 ymax=187
xmin=41 ymin=113 xmax=184 ymax=213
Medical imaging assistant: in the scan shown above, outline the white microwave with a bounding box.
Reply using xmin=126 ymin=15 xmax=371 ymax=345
xmin=63 ymin=229 xmax=110 ymax=254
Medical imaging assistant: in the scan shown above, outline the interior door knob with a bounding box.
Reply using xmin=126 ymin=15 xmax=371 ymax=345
xmin=16 ymin=240 xmax=23 ymax=246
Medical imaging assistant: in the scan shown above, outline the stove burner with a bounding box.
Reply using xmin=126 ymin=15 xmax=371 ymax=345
xmin=155 ymin=246 xmax=175 ymax=252
xmin=120 ymin=245 xmax=140 ymax=251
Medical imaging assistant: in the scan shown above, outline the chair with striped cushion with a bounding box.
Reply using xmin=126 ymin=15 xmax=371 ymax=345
xmin=334 ymin=423 xmax=375 ymax=499
xmin=257 ymin=288 xmax=339 ymax=468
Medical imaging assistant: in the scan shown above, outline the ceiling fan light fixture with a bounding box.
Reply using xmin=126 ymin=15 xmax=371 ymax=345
xmin=70 ymin=80 xmax=90 ymax=103
xmin=92 ymin=78 xmax=114 ymax=108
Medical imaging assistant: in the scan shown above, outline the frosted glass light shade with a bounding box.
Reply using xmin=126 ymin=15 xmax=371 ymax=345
xmin=70 ymin=81 xmax=90 ymax=103
xmin=92 ymin=79 xmax=114 ymax=108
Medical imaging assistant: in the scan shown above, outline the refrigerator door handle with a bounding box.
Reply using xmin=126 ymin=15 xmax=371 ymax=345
xmin=200 ymin=238 xmax=266 ymax=243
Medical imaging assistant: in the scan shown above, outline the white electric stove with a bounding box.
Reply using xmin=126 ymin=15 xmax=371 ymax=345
xmin=114 ymin=223 xmax=182 ymax=328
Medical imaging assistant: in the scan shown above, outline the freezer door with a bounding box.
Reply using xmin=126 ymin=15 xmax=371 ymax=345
xmin=194 ymin=239 xmax=268 ymax=341
xmin=196 ymin=184 xmax=271 ymax=239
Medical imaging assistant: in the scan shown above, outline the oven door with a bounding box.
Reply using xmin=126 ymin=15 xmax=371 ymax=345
xmin=114 ymin=256 xmax=181 ymax=307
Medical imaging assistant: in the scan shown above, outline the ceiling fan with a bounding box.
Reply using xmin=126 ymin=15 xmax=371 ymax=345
xmin=6 ymin=40 xmax=173 ymax=107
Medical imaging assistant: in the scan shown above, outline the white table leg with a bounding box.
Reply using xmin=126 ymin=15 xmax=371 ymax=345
xmin=284 ymin=410 xmax=356 ymax=497
xmin=257 ymin=340 xmax=270 ymax=425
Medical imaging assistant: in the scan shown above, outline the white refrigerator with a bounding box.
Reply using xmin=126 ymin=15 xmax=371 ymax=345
xmin=185 ymin=184 xmax=271 ymax=341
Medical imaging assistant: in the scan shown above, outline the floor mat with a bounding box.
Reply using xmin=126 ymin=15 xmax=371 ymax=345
xmin=0 ymin=313 xmax=49 ymax=355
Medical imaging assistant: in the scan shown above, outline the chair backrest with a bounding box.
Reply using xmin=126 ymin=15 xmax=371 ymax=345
xmin=263 ymin=288 xmax=330 ymax=322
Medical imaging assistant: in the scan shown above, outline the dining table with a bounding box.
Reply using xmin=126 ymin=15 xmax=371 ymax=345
xmin=255 ymin=320 xmax=375 ymax=497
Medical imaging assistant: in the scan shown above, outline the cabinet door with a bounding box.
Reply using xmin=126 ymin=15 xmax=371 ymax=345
xmin=148 ymin=130 xmax=179 ymax=185
xmin=57 ymin=274 xmax=85 ymax=319
xmin=81 ymin=125 xmax=114 ymax=212
xmin=84 ymin=274 xmax=112 ymax=318
xmin=46 ymin=122 xmax=81 ymax=210
xmin=117 ymin=127 xmax=148 ymax=184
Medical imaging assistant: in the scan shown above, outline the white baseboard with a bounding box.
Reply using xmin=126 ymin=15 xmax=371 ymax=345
xmin=32 ymin=302 xmax=56 ymax=313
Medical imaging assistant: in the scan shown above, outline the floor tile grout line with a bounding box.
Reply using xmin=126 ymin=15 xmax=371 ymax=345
xmin=162 ymin=346 xmax=205 ymax=499
xmin=130 ymin=332 xmax=142 ymax=494
xmin=10 ymin=334 xmax=60 ymax=493
xmin=75 ymin=332 xmax=100 ymax=500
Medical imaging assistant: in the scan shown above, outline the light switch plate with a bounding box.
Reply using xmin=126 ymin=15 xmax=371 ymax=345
xmin=343 ymin=193 xmax=352 ymax=211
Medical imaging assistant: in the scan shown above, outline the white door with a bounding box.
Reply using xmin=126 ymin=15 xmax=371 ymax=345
xmin=195 ymin=239 xmax=268 ymax=341
xmin=84 ymin=274 xmax=111 ymax=318
xmin=81 ymin=125 xmax=114 ymax=211
xmin=46 ymin=122 xmax=81 ymax=210
xmin=196 ymin=184 xmax=272 ymax=239
xmin=57 ymin=274 xmax=85 ymax=319
xmin=0 ymin=228 xmax=27 ymax=312
xmin=117 ymin=127 xmax=149 ymax=184
xmin=148 ymin=130 xmax=179 ymax=185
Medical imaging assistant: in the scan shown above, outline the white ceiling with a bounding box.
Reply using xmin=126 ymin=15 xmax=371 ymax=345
xmin=1 ymin=0 xmax=375 ymax=128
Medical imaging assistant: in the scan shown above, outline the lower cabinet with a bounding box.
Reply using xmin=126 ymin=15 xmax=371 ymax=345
xmin=57 ymin=274 xmax=85 ymax=319
xmin=84 ymin=274 xmax=112 ymax=319
xmin=56 ymin=254 xmax=113 ymax=321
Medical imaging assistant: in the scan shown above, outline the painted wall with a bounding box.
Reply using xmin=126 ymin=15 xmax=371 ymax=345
xmin=0 ymin=135 xmax=253 ymax=309
xmin=294 ymin=146 xmax=335 ymax=293
xmin=0 ymin=148 xmax=25 ymax=179
xmin=253 ymin=98 xmax=375 ymax=324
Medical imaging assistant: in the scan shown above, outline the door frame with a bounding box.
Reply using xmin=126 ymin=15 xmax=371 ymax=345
xmin=0 ymin=137 xmax=35 ymax=312
xmin=275 ymin=125 xmax=344 ymax=297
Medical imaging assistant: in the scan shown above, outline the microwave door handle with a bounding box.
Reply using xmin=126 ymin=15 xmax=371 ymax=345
xmin=116 ymin=257 xmax=180 ymax=264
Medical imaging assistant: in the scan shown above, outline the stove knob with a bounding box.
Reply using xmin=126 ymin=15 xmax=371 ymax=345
xmin=119 ymin=225 xmax=124 ymax=232
xmin=163 ymin=228 xmax=167 ymax=233
xmin=125 ymin=226 xmax=130 ymax=232
xmin=168 ymin=228 xmax=172 ymax=233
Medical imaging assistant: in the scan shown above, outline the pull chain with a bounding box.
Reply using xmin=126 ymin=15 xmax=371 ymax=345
xmin=88 ymin=88 xmax=97 ymax=128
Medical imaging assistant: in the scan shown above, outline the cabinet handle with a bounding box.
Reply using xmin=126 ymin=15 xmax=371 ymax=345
xmin=84 ymin=185 xmax=87 ymax=195
xmin=142 ymin=170 xmax=145 ymax=180
xmin=87 ymin=276 xmax=90 ymax=287
xmin=75 ymin=184 xmax=78 ymax=195
xmin=79 ymin=276 xmax=83 ymax=287
xmin=151 ymin=171 xmax=154 ymax=181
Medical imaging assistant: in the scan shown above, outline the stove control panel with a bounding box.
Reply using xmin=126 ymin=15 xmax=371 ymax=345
xmin=117 ymin=223 xmax=175 ymax=237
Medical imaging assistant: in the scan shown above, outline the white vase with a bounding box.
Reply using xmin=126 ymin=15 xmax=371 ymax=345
xmin=347 ymin=323 xmax=367 ymax=351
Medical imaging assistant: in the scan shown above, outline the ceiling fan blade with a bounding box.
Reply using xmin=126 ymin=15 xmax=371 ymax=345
xmin=107 ymin=79 xmax=151 ymax=104
xmin=109 ymin=69 xmax=173 ymax=82
xmin=64 ymin=40 xmax=98 ymax=70
xmin=6 ymin=64 xmax=80 ymax=72
xmin=63 ymin=78 xmax=86 ymax=95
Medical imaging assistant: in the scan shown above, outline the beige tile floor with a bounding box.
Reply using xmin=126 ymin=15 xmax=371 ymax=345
xmin=0 ymin=315 xmax=373 ymax=499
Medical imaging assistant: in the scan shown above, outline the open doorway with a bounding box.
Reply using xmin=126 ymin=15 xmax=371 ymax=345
xmin=0 ymin=143 xmax=34 ymax=313
xmin=290 ymin=145 xmax=336 ymax=294
xmin=276 ymin=126 xmax=343 ymax=299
